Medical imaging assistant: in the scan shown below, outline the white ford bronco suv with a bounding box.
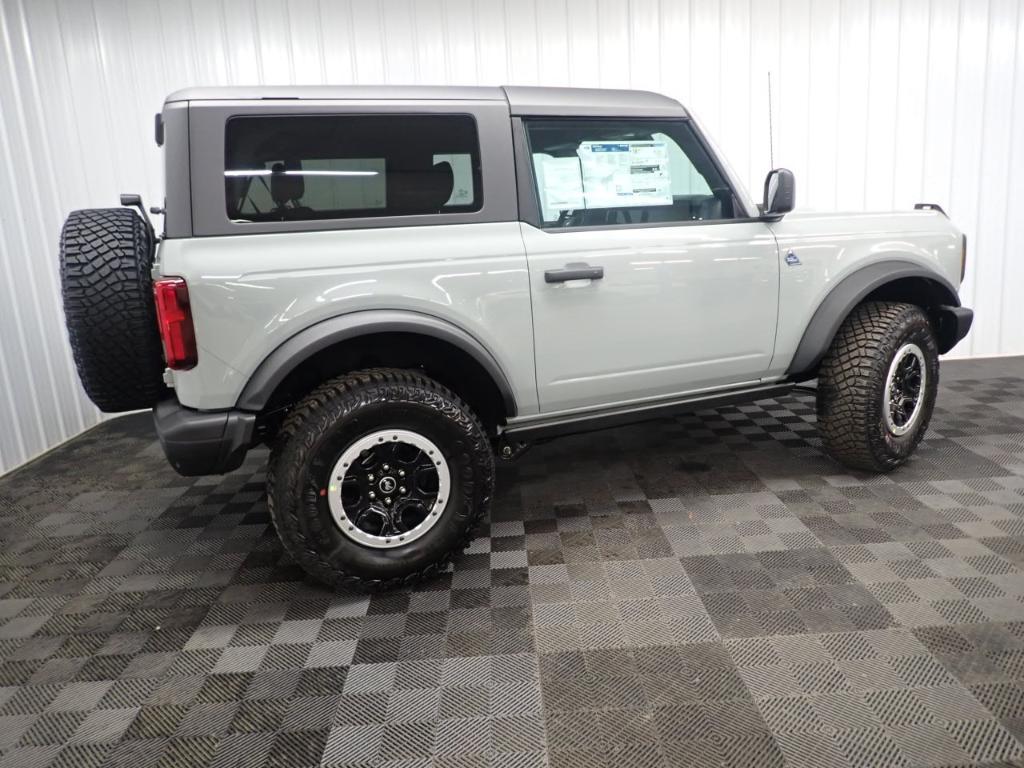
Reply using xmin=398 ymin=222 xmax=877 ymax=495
xmin=59 ymin=86 xmax=972 ymax=590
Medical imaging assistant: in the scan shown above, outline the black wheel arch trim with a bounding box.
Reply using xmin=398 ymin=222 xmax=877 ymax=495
xmin=235 ymin=309 xmax=518 ymax=416
xmin=786 ymin=259 xmax=963 ymax=379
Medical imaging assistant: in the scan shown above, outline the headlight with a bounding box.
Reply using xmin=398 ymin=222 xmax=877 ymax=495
xmin=961 ymin=233 xmax=967 ymax=282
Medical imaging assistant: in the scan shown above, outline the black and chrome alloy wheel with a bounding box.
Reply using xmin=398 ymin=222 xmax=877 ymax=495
xmin=884 ymin=342 xmax=926 ymax=435
xmin=329 ymin=429 xmax=450 ymax=548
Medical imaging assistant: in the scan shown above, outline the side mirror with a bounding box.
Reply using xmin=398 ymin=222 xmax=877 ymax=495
xmin=762 ymin=168 xmax=795 ymax=220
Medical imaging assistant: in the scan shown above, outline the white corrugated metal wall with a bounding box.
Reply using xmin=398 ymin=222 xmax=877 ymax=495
xmin=1 ymin=0 xmax=1022 ymax=475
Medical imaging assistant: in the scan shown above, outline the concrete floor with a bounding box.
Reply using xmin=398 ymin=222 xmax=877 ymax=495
xmin=1 ymin=357 xmax=1024 ymax=768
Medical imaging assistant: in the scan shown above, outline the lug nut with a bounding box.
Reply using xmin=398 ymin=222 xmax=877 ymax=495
xmin=384 ymin=497 xmax=392 ymax=505
xmin=369 ymin=491 xmax=376 ymax=499
xmin=399 ymin=486 xmax=406 ymax=494
xmin=368 ymin=473 xmax=374 ymax=481
xmin=383 ymin=464 xmax=390 ymax=471
xmin=398 ymin=469 xmax=405 ymax=477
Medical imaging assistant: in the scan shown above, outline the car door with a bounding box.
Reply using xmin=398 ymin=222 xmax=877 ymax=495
xmin=519 ymin=116 xmax=780 ymax=414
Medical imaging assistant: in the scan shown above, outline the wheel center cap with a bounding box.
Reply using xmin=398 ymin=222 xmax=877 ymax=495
xmin=378 ymin=476 xmax=397 ymax=494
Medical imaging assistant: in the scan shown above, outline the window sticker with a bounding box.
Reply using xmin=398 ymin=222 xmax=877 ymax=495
xmin=576 ymin=141 xmax=673 ymax=208
xmin=534 ymin=155 xmax=586 ymax=221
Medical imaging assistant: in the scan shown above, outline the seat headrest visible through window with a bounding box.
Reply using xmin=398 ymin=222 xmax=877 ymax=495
xmin=271 ymin=160 xmax=305 ymax=208
xmin=388 ymin=160 xmax=454 ymax=214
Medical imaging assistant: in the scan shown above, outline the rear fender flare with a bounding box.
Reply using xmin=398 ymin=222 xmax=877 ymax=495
xmin=236 ymin=309 xmax=517 ymax=416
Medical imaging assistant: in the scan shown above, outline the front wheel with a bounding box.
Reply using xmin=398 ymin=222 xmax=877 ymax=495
xmin=816 ymin=301 xmax=940 ymax=472
xmin=267 ymin=368 xmax=494 ymax=591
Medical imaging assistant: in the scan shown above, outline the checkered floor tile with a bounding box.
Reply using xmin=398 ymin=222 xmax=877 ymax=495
xmin=2 ymin=358 xmax=1024 ymax=767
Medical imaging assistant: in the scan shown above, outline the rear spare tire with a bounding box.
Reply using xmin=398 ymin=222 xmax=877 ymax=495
xmin=60 ymin=208 xmax=166 ymax=412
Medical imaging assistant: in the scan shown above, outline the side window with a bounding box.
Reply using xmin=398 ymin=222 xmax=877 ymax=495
xmin=524 ymin=118 xmax=736 ymax=228
xmin=224 ymin=114 xmax=482 ymax=222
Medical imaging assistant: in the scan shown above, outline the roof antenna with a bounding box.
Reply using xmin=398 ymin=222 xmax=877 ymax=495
xmin=767 ymin=71 xmax=775 ymax=169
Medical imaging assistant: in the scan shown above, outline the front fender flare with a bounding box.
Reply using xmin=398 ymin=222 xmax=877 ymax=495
xmin=235 ymin=309 xmax=518 ymax=415
xmin=786 ymin=260 xmax=960 ymax=379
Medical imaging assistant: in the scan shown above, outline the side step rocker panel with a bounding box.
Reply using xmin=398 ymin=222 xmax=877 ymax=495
xmin=502 ymin=382 xmax=796 ymax=442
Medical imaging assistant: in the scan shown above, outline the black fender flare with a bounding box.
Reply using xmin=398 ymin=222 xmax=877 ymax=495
xmin=236 ymin=309 xmax=518 ymax=416
xmin=786 ymin=259 xmax=961 ymax=378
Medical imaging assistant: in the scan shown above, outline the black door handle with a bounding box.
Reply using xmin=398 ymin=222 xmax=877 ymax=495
xmin=544 ymin=264 xmax=604 ymax=283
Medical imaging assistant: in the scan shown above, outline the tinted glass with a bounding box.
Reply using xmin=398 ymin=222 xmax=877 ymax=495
xmin=524 ymin=118 xmax=738 ymax=228
xmin=225 ymin=114 xmax=482 ymax=222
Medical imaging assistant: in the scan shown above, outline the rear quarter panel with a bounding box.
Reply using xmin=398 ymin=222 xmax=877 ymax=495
xmin=156 ymin=221 xmax=537 ymax=414
xmin=766 ymin=210 xmax=963 ymax=376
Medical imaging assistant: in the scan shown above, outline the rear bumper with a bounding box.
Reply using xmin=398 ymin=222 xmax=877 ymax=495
xmin=153 ymin=399 xmax=256 ymax=476
xmin=936 ymin=305 xmax=974 ymax=353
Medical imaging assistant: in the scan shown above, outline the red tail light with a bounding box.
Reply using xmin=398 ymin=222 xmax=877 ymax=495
xmin=153 ymin=277 xmax=198 ymax=370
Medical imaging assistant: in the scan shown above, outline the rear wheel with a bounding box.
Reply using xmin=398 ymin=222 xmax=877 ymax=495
xmin=816 ymin=301 xmax=939 ymax=472
xmin=267 ymin=368 xmax=494 ymax=591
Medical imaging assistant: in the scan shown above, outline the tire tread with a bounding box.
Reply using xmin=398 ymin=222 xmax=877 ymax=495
xmin=60 ymin=208 xmax=165 ymax=412
xmin=816 ymin=301 xmax=937 ymax=472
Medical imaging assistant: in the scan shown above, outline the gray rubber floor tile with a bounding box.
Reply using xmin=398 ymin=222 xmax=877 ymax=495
xmin=0 ymin=358 xmax=1023 ymax=765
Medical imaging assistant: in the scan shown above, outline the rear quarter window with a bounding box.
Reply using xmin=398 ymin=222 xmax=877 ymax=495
xmin=224 ymin=114 xmax=482 ymax=223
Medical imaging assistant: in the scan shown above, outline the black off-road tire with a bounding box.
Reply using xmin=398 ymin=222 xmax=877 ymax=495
xmin=60 ymin=208 xmax=165 ymax=412
xmin=267 ymin=368 xmax=495 ymax=591
xmin=816 ymin=301 xmax=939 ymax=472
